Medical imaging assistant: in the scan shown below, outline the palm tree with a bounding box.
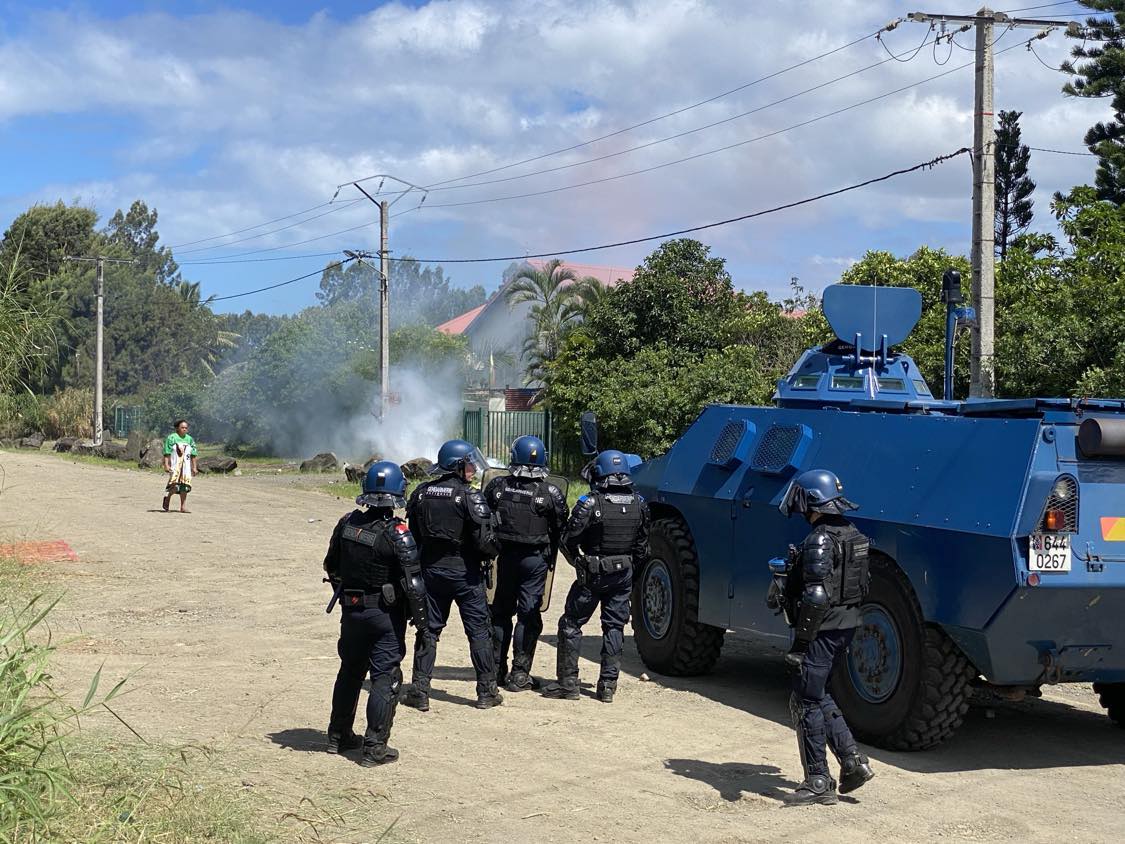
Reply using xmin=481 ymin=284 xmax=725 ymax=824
xmin=505 ymin=258 xmax=584 ymax=382
xmin=570 ymin=275 xmax=613 ymax=318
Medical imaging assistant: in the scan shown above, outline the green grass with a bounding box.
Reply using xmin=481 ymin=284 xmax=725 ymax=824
xmin=0 ymin=562 xmax=277 ymax=843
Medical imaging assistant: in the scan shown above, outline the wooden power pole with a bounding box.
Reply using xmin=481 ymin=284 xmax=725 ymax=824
xmin=906 ymin=7 xmax=1072 ymax=397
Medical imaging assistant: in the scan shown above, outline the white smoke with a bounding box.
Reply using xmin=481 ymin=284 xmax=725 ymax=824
xmin=364 ymin=363 xmax=463 ymax=464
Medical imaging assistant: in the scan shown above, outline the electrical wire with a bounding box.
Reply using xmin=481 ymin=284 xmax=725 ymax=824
xmin=1028 ymin=41 xmax=1069 ymax=71
xmin=421 ymin=40 xmax=937 ymax=196
xmin=166 ymin=199 xmax=361 ymax=249
xmin=173 ymin=26 xmax=897 ymax=256
xmin=878 ymin=23 xmax=933 ymax=62
xmin=178 ymin=250 xmax=342 ymax=266
xmin=423 ymin=26 xmax=894 ymax=190
xmin=1000 ymin=2 xmax=1089 ymax=12
xmin=418 ymin=56 xmax=983 ymax=211
xmin=207 ymin=148 xmax=968 ymax=302
xmin=208 ymin=259 xmax=354 ymax=302
xmin=175 ymin=200 xmax=366 ymax=255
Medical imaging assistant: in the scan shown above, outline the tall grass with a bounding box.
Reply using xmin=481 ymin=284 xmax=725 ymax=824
xmin=0 ymin=592 xmax=125 ymax=839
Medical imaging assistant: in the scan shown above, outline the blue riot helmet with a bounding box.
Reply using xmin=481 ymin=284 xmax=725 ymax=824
xmin=435 ymin=439 xmax=489 ymax=480
xmin=589 ymin=449 xmax=632 ymax=488
xmin=778 ymin=468 xmax=858 ymax=518
xmin=509 ymin=435 xmax=548 ymax=479
xmin=357 ymin=460 xmax=408 ymax=509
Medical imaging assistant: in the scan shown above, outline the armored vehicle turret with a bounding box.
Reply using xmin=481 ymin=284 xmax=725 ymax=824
xmin=630 ymin=280 xmax=1125 ymax=749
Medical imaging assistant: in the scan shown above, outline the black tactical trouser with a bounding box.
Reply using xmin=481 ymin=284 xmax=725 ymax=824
xmin=790 ymin=627 xmax=860 ymax=778
xmin=556 ymin=568 xmax=632 ymax=691
xmin=490 ymin=545 xmax=549 ymax=682
xmin=411 ymin=564 xmax=496 ymax=698
xmin=329 ymin=598 xmax=406 ymax=745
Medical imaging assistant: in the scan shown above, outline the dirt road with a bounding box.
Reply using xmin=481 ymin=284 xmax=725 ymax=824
xmin=1 ymin=449 xmax=1123 ymax=843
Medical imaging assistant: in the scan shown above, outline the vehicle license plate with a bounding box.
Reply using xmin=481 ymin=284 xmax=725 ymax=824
xmin=1030 ymin=533 xmax=1071 ymax=572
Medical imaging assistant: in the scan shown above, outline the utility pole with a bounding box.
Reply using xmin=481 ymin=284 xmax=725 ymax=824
xmin=905 ymin=8 xmax=1074 ymax=397
xmin=380 ymin=200 xmax=390 ymax=418
xmin=65 ymin=255 xmax=135 ymax=444
xmin=336 ymin=173 xmax=428 ymax=419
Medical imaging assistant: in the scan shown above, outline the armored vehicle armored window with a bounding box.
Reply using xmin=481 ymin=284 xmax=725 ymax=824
xmin=792 ymin=375 xmax=821 ymax=389
xmin=912 ymin=379 xmax=932 ymax=396
xmin=876 ymin=377 xmax=906 ymax=393
xmin=830 ymin=375 xmax=864 ymax=391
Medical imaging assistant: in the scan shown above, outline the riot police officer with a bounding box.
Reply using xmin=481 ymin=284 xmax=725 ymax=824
xmin=323 ymin=461 xmax=429 ymax=766
xmin=543 ymin=449 xmax=649 ymax=703
xmin=773 ymin=468 xmax=875 ymax=805
xmin=485 ymin=435 xmax=568 ymax=692
xmin=403 ymin=439 xmax=504 ymax=711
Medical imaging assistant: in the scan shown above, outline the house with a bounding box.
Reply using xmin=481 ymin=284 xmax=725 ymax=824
xmin=437 ymin=259 xmax=634 ymax=393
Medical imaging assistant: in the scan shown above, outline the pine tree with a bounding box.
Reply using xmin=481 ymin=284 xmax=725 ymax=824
xmin=994 ymin=110 xmax=1036 ymax=258
xmin=1062 ymin=0 xmax=1125 ymax=204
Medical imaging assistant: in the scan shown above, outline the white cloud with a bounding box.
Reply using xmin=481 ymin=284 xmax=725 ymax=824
xmin=0 ymin=1 xmax=1112 ymax=303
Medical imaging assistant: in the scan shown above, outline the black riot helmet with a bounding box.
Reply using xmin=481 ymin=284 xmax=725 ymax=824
xmin=778 ymin=469 xmax=858 ymax=519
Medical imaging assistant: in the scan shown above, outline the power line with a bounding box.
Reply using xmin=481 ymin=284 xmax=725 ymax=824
xmin=208 ymin=148 xmax=967 ymax=303
xmin=167 ymin=199 xmax=360 ymax=249
xmin=1000 ymin=2 xmax=1089 ymax=12
xmin=176 ymin=25 xmax=895 ymax=255
xmin=417 ymin=39 xmax=937 ymax=196
xmin=208 ymin=259 xmax=353 ymax=302
xmin=175 ymin=199 xmax=365 ymax=255
xmin=179 ymin=250 xmax=341 ymax=266
xmin=878 ymin=22 xmax=934 ymax=62
xmin=423 ymin=26 xmax=894 ymax=190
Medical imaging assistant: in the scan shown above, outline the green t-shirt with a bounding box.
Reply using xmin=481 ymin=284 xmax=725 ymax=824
xmin=163 ymin=432 xmax=197 ymax=457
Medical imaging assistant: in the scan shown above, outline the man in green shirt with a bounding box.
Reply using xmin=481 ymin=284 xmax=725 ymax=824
xmin=162 ymin=419 xmax=199 ymax=513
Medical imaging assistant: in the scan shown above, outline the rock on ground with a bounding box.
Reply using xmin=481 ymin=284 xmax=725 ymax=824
xmin=299 ymin=452 xmax=338 ymax=473
xmin=125 ymin=430 xmax=147 ymax=462
xmin=138 ymin=438 xmax=165 ymax=469
xmin=401 ymin=457 xmax=433 ymax=479
xmin=198 ymin=456 xmax=238 ymax=474
xmin=95 ymin=441 xmax=128 ymax=460
xmin=53 ymin=437 xmax=80 ymax=453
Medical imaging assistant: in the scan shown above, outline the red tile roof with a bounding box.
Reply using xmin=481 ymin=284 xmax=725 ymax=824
xmin=436 ymin=303 xmax=487 ymax=335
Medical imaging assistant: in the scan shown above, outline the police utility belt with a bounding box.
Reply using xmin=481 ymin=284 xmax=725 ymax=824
xmin=579 ymin=554 xmax=631 ymax=575
xmin=341 ymin=583 xmax=399 ymax=610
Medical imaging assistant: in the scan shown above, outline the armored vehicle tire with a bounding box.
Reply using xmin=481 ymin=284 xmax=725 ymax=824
xmin=830 ymin=555 xmax=975 ymax=750
xmin=631 ymin=516 xmax=725 ymax=676
xmin=1093 ymin=682 xmax=1125 ymax=726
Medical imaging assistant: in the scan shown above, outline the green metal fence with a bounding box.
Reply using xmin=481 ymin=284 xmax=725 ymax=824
xmin=461 ymin=408 xmax=585 ymax=477
xmin=113 ymin=406 xmax=144 ymax=438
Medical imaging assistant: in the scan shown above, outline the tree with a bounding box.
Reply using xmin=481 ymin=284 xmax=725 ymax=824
xmin=995 ymin=110 xmax=1036 ymax=258
xmin=0 ymin=202 xmax=97 ymax=286
xmin=104 ymin=200 xmax=181 ymax=285
xmin=505 ymin=258 xmax=584 ymax=382
xmin=1063 ymin=1 xmax=1125 ymax=204
xmin=547 ymin=239 xmax=824 ymax=456
xmin=317 ymin=256 xmax=488 ymax=326
xmin=0 ymin=247 xmax=61 ymax=393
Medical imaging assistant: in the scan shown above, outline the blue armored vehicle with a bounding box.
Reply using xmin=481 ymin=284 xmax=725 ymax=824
xmin=630 ymin=278 xmax=1125 ymax=749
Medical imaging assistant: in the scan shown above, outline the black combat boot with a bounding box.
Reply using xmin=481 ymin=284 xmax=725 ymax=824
xmin=402 ymin=682 xmax=430 ymax=712
xmin=326 ymin=730 xmax=363 ymax=754
xmin=838 ymin=753 xmax=874 ymax=794
xmin=506 ymin=649 xmax=536 ymax=692
xmin=596 ymin=680 xmax=615 ymax=703
xmin=543 ymin=625 xmax=581 ymax=699
xmin=361 ymin=676 xmax=401 ymax=767
xmin=475 ymin=680 xmax=505 ymax=709
xmin=783 ymin=773 xmax=838 ymax=807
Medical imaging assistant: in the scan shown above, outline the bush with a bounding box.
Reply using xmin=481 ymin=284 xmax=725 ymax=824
xmin=43 ymin=387 xmax=94 ymax=439
xmin=140 ymin=378 xmax=216 ymax=440
xmin=0 ymin=393 xmax=46 ymax=439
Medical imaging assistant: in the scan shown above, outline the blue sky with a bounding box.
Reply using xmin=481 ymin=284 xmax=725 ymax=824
xmin=0 ymin=0 xmax=1106 ymax=315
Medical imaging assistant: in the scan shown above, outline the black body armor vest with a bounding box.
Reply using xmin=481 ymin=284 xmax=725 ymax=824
xmin=824 ymin=522 xmax=870 ymax=606
xmin=494 ymin=479 xmax=551 ymax=545
xmin=338 ymin=515 xmax=399 ymax=591
xmin=588 ymin=491 xmax=643 ymax=555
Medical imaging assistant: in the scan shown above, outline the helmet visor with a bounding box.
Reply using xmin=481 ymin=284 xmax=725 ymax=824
xmin=461 ymin=446 xmax=489 ymax=482
xmin=777 ymin=481 xmax=808 ymax=518
xmin=356 ymin=493 xmax=407 ymax=509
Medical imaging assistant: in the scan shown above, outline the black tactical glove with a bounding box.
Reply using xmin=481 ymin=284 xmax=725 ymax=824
xmin=785 ymin=638 xmax=809 ymax=668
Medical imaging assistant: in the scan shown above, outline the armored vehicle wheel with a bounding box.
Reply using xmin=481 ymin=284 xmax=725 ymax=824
xmin=1093 ymin=683 xmax=1125 ymax=726
xmin=831 ymin=555 xmax=974 ymax=750
xmin=632 ymin=516 xmax=725 ymax=676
